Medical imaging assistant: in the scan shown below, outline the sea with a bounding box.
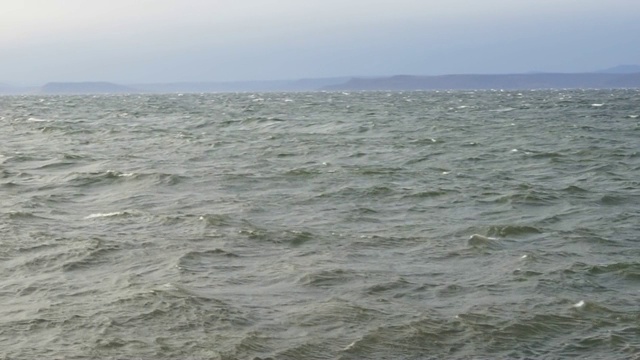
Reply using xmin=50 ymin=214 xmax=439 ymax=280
xmin=1 ymin=90 xmax=639 ymax=359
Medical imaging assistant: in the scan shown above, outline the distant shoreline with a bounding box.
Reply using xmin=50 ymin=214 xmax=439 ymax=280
xmin=2 ymin=66 xmax=640 ymax=95
xmin=322 ymin=72 xmax=640 ymax=91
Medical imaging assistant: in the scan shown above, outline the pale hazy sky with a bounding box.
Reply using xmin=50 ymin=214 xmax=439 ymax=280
xmin=1 ymin=0 xmax=639 ymax=85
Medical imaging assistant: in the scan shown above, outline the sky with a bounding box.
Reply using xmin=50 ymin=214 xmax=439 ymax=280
xmin=1 ymin=0 xmax=639 ymax=85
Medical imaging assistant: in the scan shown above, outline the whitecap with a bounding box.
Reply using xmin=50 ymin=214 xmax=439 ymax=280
xmin=469 ymin=234 xmax=498 ymax=242
xmin=105 ymin=170 xmax=134 ymax=177
xmin=84 ymin=211 xmax=126 ymax=219
xmin=591 ymin=103 xmax=604 ymax=107
xmin=343 ymin=340 xmax=358 ymax=351
xmin=573 ymin=300 xmax=585 ymax=308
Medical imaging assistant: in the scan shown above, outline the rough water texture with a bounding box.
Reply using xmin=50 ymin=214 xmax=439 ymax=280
xmin=1 ymin=90 xmax=639 ymax=359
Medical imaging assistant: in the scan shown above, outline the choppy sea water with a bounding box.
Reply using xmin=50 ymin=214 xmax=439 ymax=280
xmin=1 ymin=90 xmax=639 ymax=359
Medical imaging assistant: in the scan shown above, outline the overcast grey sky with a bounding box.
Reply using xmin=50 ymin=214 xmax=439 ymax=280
xmin=1 ymin=0 xmax=639 ymax=85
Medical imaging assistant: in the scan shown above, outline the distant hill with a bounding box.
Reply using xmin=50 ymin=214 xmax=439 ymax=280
xmin=596 ymin=65 xmax=640 ymax=74
xmin=40 ymin=82 xmax=134 ymax=94
xmin=286 ymin=77 xmax=352 ymax=91
xmin=321 ymin=72 xmax=640 ymax=91
xmin=4 ymin=65 xmax=639 ymax=95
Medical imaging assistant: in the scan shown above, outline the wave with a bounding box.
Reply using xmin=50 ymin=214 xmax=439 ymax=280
xmin=491 ymin=190 xmax=561 ymax=206
xmin=198 ymin=213 xmax=234 ymax=227
xmin=84 ymin=211 xmax=137 ymax=219
xmin=176 ymin=249 xmax=242 ymax=273
xmin=338 ymin=313 xmax=460 ymax=358
xmin=64 ymin=170 xmax=186 ymax=188
xmin=4 ymin=211 xmax=50 ymax=221
xmin=485 ymin=225 xmax=543 ymax=237
xmin=402 ymin=189 xmax=454 ymax=198
xmin=575 ymin=261 xmax=640 ymax=280
xmin=467 ymin=234 xmax=502 ymax=248
xmin=61 ymin=247 xmax=120 ymax=272
xmin=364 ymin=277 xmax=412 ymax=295
xmin=297 ymin=268 xmax=358 ymax=288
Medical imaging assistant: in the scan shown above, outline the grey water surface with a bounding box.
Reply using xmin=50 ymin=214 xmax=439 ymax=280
xmin=1 ymin=90 xmax=639 ymax=359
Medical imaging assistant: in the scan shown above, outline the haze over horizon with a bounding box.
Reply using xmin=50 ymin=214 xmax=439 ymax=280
xmin=2 ymin=0 xmax=639 ymax=86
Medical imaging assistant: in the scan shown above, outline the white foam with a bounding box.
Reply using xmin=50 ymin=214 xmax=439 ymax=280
xmin=84 ymin=211 xmax=126 ymax=219
xmin=469 ymin=234 xmax=498 ymax=241
xmin=343 ymin=341 xmax=357 ymax=351
xmin=591 ymin=103 xmax=604 ymax=107
xmin=105 ymin=170 xmax=134 ymax=177
xmin=573 ymin=300 xmax=585 ymax=308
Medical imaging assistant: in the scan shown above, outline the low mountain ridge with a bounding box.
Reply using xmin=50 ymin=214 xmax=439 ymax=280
xmin=322 ymin=72 xmax=640 ymax=91
xmin=1 ymin=65 xmax=638 ymax=95
xmin=596 ymin=64 xmax=640 ymax=74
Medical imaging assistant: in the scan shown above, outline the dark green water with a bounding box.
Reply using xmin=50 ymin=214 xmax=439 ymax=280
xmin=1 ymin=90 xmax=639 ymax=359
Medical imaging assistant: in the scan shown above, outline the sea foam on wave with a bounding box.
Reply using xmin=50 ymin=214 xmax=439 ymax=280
xmin=84 ymin=211 xmax=129 ymax=219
